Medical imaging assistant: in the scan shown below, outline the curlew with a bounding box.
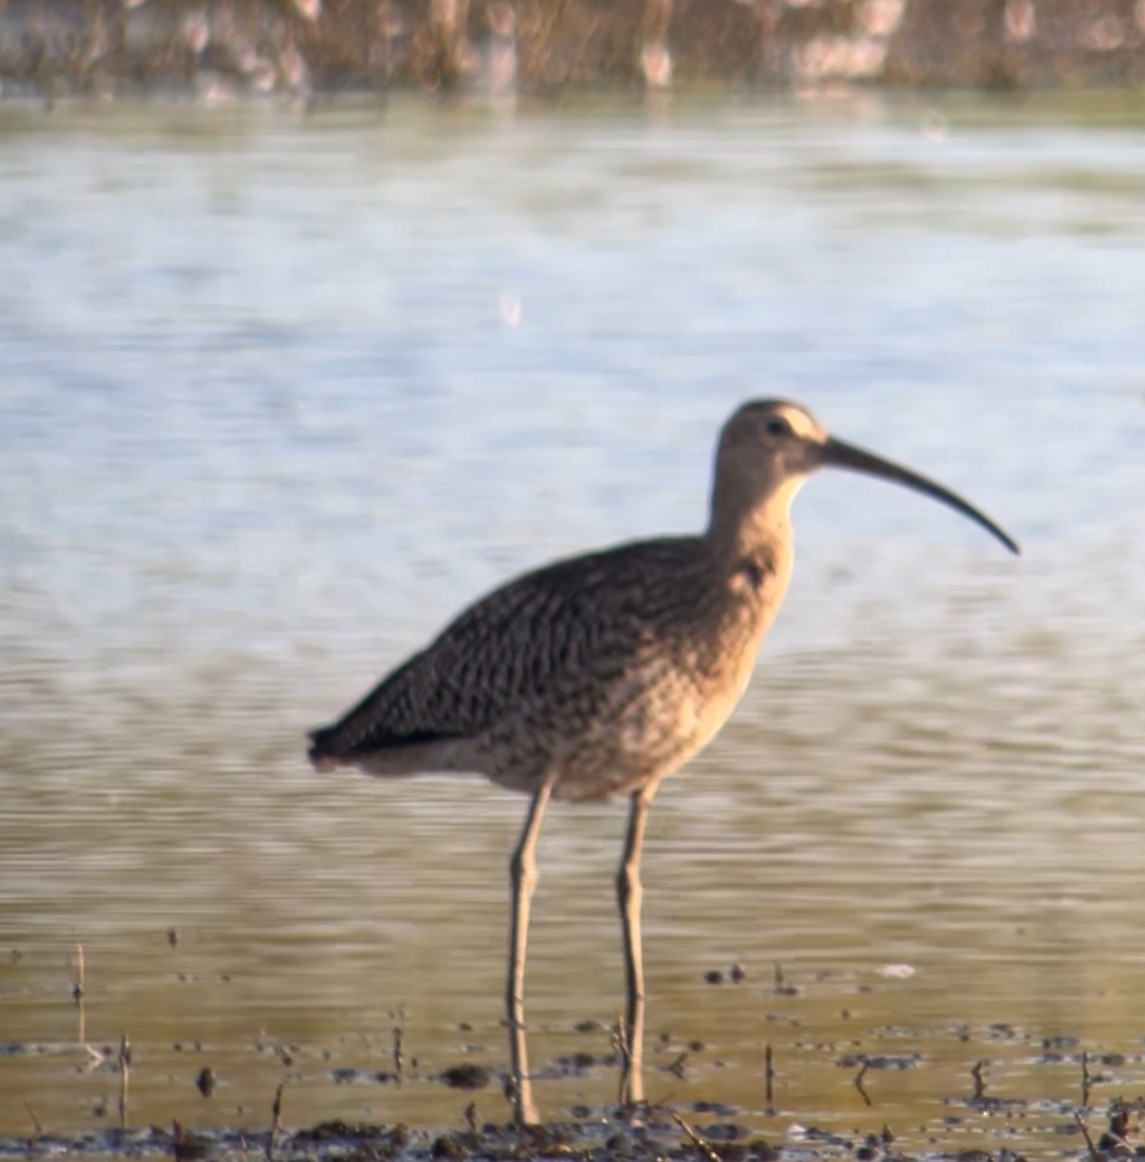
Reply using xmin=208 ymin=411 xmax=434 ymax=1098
xmin=308 ymin=399 xmax=1018 ymax=1124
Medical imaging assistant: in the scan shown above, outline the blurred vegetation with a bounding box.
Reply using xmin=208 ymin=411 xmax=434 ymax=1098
xmin=2 ymin=0 xmax=1145 ymax=103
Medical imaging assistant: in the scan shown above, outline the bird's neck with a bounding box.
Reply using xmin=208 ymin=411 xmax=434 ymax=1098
xmin=704 ymin=474 xmax=802 ymax=574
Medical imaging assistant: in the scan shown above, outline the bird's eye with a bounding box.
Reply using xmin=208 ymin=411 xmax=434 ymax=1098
xmin=765 ymin=417 xmax=790 ymax=437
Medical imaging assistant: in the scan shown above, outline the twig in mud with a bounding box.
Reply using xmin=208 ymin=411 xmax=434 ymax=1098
xmin=672 ymin=1113 xmax=723 ymax=1162
xmin=73 ymin=944 xmax=86 ymax=1045
xmin=612 ymin=1012 xmax=630 ymax=1104
xmin=853 ymin=1060 xmax=872 ymax=1107
xmin=1074 ymin=1111 xmax=1100 ymax=1162
xmin=971 ymin=1059 xmax=986 ymax=1100
xmin=23 ymin=1101 xmax=44 ymax=1137
xmin=266 ymin=1080 xmax=285 ymax=1162
xmin=388 ymin=1006 xmax=406 ymax=1084
xmin=771 ymin=963 xmax=797 ymax=995
xmin=117 ymin=1034 xmax=131 ymax=1130
xmin=1081 ymin=1050 xmax=1092 ymax=1107
xmin=764 ymin=1043 xmax=774 ymax=1105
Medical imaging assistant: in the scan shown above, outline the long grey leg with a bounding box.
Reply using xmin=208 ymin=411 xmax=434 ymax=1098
xmin=506 ymin=770 xmax=557 ymax=1126
xmin=617 ymin=785 xmax=654 ymax=1108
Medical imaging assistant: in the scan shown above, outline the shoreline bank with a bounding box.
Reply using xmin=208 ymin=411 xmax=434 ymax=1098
xmin=2 ymin=0 xmax=1144 ymax=104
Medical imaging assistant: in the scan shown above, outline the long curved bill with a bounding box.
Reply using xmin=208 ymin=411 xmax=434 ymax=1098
xmin=822 ymin=437 xmax=1020 ymax=556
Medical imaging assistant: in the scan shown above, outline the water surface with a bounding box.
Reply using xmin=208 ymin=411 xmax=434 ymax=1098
xmin=1 ymin=93 xmax=1144 ymax=1155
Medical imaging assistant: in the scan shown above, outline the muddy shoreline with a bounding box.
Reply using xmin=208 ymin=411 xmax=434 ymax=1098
xmin=4 ymin=1010 xmax=1144 ymax=1162
xmin=0 ymin=1103 xmax=1140 ymax=1162
xmin=2 ymin=0 xmax=1145 ymax=103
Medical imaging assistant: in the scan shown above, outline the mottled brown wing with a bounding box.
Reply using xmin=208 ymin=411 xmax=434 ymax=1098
xmin=307 ymin=537 xmax=696 ymax=765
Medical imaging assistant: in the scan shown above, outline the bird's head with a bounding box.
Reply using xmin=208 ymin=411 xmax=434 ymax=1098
xmin=710 ymin=398 xmax=1019 ymax=555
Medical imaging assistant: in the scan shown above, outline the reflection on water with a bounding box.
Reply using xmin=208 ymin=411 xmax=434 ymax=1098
xmin=1 ymin=94 xmax=1145 ymax=1154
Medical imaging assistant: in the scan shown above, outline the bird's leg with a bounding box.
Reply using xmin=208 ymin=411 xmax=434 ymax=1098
xmin=617 ymin=785 xmax=654 ymax=1110
xmin=506 ymin=770 xmax=557 ymax=1126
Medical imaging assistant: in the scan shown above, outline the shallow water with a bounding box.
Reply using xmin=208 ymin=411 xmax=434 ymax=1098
xmin=1 ymin=92 xmax=1145 ymax=1156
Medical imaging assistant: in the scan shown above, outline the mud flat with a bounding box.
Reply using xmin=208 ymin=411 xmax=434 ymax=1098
xmin=3 ymin=953 xmax=1145 ymax=1162
xmin=0 ymin=1095 xmax=1140 ymax=1162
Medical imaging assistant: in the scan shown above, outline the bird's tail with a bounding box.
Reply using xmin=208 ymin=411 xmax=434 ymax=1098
xmin=306 ymin=724 xmax=343 ymax=772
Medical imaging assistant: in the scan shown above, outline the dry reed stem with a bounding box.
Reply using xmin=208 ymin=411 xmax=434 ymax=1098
xmin=1074 ymin=1112 xmax=1100 ymax=1162
xmin=266 ymin=1080 xmax=286 ymax=1162
xmin=23 ymin=1101 xmax=44 ymax=1137
xmin=672 ymin=1113 xmax=722 ymax=1162
xmin=117 ymin=1034 xmax=130 ymax=1131
xmin=612 ymin=1012 xmax=629 ymax=1106
xmin=73 ymin=943 xmax=86 ymax=1045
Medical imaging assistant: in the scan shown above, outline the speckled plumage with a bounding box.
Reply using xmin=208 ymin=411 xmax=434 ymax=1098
xmin=308 ymin=534 xmax=787 ymax=801
xmin=306 ymin=398 xmax=1017 ymax=1125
